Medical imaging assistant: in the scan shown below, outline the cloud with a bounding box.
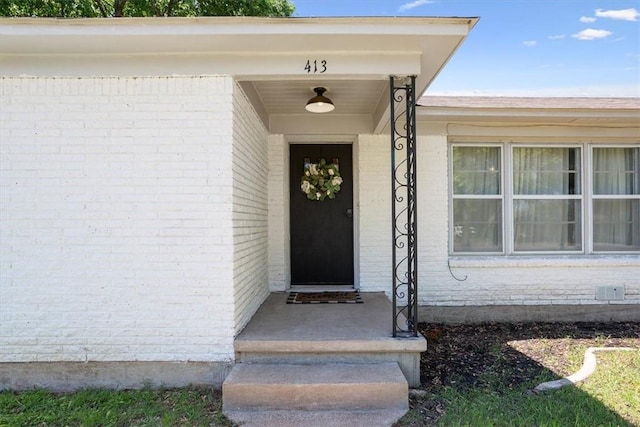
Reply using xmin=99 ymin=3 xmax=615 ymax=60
xmin=595 ymin=8 xmax=639 ymax=21
xmin=523 ymin=40 xmax=537 ymax=47
xmin=580 ymin=16 xmax=597 ymax=23
xmin=548 ymin=34 xmax=566 ymax=40
xmin=572 ymin=28 xmax=613 ymax=40
xmin=399 ymin=0 xmax=434 ymax=12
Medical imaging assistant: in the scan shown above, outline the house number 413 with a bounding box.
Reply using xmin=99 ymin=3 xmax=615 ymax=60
xmin=304 ymin=60 xmax=327 ymax=74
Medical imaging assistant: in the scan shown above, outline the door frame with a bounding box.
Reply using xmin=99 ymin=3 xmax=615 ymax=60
xmin=287 ymin=137 xmax=360 ymax=290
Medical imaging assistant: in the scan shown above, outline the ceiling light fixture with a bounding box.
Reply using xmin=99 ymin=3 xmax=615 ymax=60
xmin=305 ymin=87 xmax=335 ymax=113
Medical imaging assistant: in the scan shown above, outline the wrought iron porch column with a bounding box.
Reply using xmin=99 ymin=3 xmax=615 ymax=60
xmin=390 ymin=75 xmax=418 ymax=337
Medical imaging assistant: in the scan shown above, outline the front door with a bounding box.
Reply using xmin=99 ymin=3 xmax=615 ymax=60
xmin=290 ymin=144 xmax=354 ymax=286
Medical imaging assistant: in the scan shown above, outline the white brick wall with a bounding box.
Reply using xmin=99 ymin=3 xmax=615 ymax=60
xmin=5 ymin=78 xmax=634 ymax=369
xmin=443 ymin=258 xmax=640 ymax=306
xmin=350 ymin=131 xmax=639 ymax=307
xmin=231 ymin=83 xmax=270 ymax=333
xmin=357 ymin=135 xmax=392 ymax=293
xmin=267 ymin=134 xmax=289 ymax=292
xmin=1 ymin=76 xmax=237 ymax=363
xmin=416 ymin=133 xmax=640 ymax=307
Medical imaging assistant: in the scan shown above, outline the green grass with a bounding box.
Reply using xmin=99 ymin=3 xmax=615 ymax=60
xmin=428 ymin=381 xmax=633 ymax=427
xmin=0 ymin=387 xmax=233 ymax=427
xmin=579 ymin=350 xmax=640 ymax=425
xmin=400 ymin=347 xmax=639 ymax=427
xmin=1 ymin=348 xmax=637 ymax=427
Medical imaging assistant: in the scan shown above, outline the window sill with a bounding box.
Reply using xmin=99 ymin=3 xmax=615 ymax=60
xmin=448 ymin=254 xmax=640 ymax=269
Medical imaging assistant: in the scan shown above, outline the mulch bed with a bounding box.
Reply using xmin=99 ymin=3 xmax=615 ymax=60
xmin=407 ymin=322 xmax=640 ymax=425
xmin=418 ymin=322 xmax=640 ymax=391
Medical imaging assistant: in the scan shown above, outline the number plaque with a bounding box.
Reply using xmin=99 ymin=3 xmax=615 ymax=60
xmin=304 ymin=60 xmax=327 ymax=74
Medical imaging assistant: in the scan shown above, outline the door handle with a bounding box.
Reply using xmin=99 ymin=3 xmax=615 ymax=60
xmin=345 ymin=208 xmax=353 ymax=218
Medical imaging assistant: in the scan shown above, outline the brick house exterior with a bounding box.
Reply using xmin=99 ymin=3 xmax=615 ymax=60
xmin=1 ymin=17 xmax=638 ymax=391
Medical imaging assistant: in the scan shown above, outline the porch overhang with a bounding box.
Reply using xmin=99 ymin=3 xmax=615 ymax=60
xmin=417 ymin=96 xmax=640 ymax=125
xmin=416 ymin=96 xmax=640 ymax=139
xmin=0 ymin=16 xmax=478 ymax=135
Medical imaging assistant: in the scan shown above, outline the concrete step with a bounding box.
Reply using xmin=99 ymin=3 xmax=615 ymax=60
xmin=223 ymin=409 xmax=409 ymax=427
xmin=233 ymin=293 xmax=427 ymax=387
xmin=222 ymin=362 xmax=408 ymax=412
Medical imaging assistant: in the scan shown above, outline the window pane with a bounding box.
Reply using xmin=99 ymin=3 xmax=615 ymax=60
xmin=452 ymin=146 xmax=501 ymax=195
xmin=514 ymin=199 xmax=582 ymax=251
xmin=453 ymin=199 xmax=502 ymax=252
xmin=593 ymin=147 xmax=639 ymax=195
xmin=593 ymin=199 xmax=640 ymax=251
xmin=513 ymin=147 xmax=581 ymax=195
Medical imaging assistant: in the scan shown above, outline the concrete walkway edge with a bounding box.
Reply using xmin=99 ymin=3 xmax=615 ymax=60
xmin=533 ymin=347 xmax=638 ymax=392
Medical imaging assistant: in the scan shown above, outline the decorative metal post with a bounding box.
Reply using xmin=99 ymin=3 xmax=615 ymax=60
xmin=390 ymin=75 xmax=418 ymax=337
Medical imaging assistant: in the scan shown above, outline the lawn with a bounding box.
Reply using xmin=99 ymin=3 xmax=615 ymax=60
xmin=1 ymin=322 xmax=638 ymax=427
xmin=398 ymin=322 xmax=640 ymax=426
xmin=0 ymin=388 xmax=232 ymax=427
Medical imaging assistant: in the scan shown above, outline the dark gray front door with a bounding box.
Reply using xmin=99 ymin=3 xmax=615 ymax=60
xmin=290 ymin=144 xmax=354 ymax=286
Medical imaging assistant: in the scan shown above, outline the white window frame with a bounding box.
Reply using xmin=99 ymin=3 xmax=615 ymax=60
xmin=449 ymin=142 xmax=640 ymax=256
xmin=449 ymin=143 xmax=505 ymax=255
xmin=508 ymin=144 xmax=584 ymax=255
xmin=588 ymin=144 xmax=640 ymax=254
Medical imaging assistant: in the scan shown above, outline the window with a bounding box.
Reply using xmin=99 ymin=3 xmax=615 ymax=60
xmin=512 ymin=147 xmax=581 ymax=251
xmin=451 ymin=146 xmax=502 ymax=252
xmin=450 ymin=143 xmax=640 ymax=254
xmin=592 ymin=147 xmax=640 ymax=251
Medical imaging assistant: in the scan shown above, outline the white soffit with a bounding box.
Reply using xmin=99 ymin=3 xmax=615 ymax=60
xmin=0 ymin=16 xmax=476 ymax=80
xmin=0 ymin=17 xmax=474 ymax=54
xmin=253 ymin=80 xmax=387 ymax=115
xmin=1 ymin=17 xmax=478 ymax=133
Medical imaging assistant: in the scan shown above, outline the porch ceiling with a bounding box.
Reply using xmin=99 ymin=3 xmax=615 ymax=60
xmin=239 ymin=78 xmax=395 ymax=136
xmin=250 ymin=80 xmax=388 ymax=116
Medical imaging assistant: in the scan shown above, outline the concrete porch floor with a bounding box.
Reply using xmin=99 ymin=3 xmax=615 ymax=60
xmin=234 ymin=292 xmax=426 ymax=386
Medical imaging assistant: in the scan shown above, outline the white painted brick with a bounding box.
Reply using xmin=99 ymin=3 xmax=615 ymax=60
xmin=1 ymin=76 xmax=237 ymax=363
xmin=231 ymin=81 xmax=270 ymax=334
xmin=332 ymin=130 xmax=640 ymax=308
xmin=414 ymin=132 xmax=640 ymax=307
xmin=357 ymin=134 xmax=393 ymax=293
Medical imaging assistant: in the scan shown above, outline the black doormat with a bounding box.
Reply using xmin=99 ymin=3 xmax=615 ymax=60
xmin=287 ymin=291 xmax=363 ymax=304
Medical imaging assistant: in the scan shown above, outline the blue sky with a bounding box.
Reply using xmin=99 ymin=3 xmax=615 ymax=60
xmin=293 ymin=1 xmax=640 ymax=97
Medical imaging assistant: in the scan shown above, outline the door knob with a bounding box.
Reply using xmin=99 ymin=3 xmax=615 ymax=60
xmin=346 ymin=208 xmax=353 ymax=218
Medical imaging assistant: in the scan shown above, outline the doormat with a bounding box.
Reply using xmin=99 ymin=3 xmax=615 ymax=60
xmin=286 ymin=291 xmax=363 ymax=304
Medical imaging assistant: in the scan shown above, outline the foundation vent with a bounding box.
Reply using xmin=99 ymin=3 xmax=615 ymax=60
xmin=595 ymin=285 xmax=625 ymax=301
